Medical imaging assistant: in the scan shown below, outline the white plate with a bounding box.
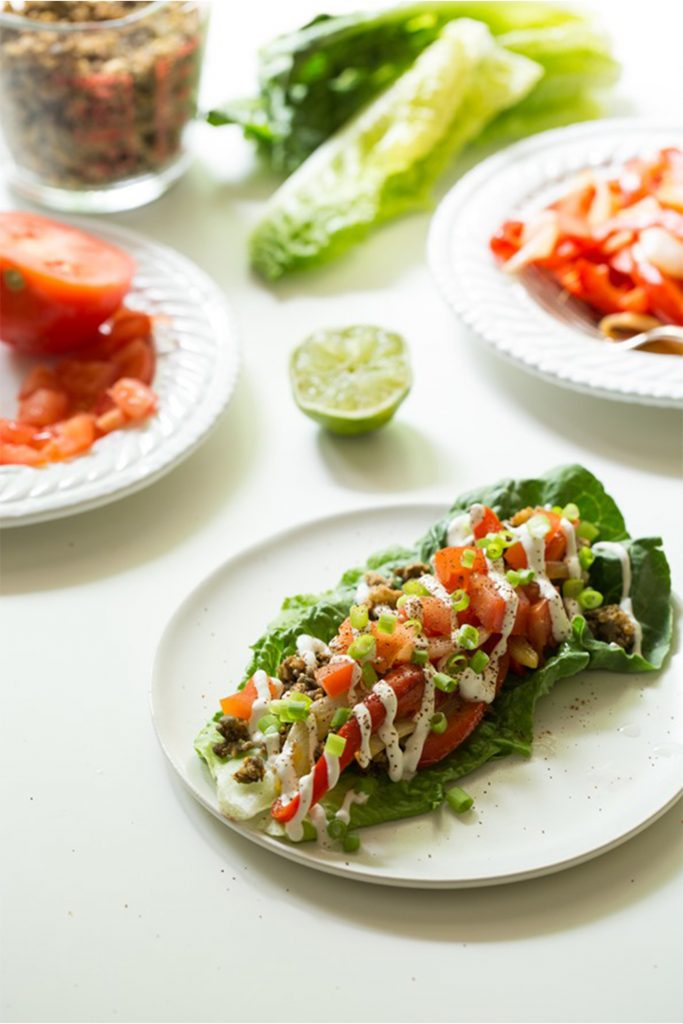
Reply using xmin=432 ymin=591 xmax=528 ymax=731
xmin=0 ymin=218 xmax=239 ymax=526
xmin=428 ymin=120 xmax=683 ymax=408
xmin=151 ymin=503 xmax=682 ymax=889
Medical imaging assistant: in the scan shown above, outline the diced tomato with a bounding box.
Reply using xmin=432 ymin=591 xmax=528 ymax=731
xmin=472 ymin=505 xmax=503 ymax=541
xmin=220 ymin=676 xmax=279 ymax=721
xmin=18 ymin=387 xmax=70 ymax=427
xmin=108 ymin=378 xmax=157 ymax=421
xmin=468 ymin=573 xmax=507 ymax=633
xmin=41 ymin=414 xmax=97 ymax=461
xmin=421 ymin=597 xmax=452 ymax=637
xmin=56 ymin=359 xmax=118 ymax=405
xmin=576 ymin=260 xmax=649 ymax=315
xmin=434 ymin=546 xmax=487 ymax=592
xmin=315 ymin=661 xmax=355 ymax=699
xmin=489 ymin=220 xmax=524 ymax=262
xmin=527 ymin=598 xmax=552 ymax=654
xmin=0 ymin=419 xmax=37 ymax=444
xmin=112 ymin=339 xmax=155 ymax=384
xmin=0 ymin=441 xmax=43 ymax=466
xmin=632 ymin=258 xmax=683 ymax=325
xmin=18 ymin=365 xmax=60 ymax=398
xmin=505 ymin=509 xmax=565 ymax=569
xmin=370 ymin=621 xmax=414 ymax=672
xmin=95 ymin=407 xmax=127 ymax=434
xmin=0 ymin=212 xmax=135 ymax=355
xmin=511 ymin=588 xmax=530 ymax=636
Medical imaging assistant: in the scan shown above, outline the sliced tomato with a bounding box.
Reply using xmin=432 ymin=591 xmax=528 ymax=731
xmin=220 ymin=676 xmax=279 ymax=721
xmin=0 ymin=212 xmax=135 ymax=354
xmin=527 ymin=598 xmax=552 ymax=654
xmin=421 ymin=597 xmax=452 ymax=637
xmin=315 ymin=661 xmax=355 ymax=699
xmin=472 ymin=505 xmax=503 ymax=541
xmin=468 ymin=573 xmax=506 ymax=633
xmin=18 ymin=387 xmax=70 ymax=427
xmin=434 ymin=546 xmax=487 ymax=592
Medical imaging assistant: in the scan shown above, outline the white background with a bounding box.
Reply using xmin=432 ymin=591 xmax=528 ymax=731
xmin=1 ymin=2 xmax=682 ymax=1021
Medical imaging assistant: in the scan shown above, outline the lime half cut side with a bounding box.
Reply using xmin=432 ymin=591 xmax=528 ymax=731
xmin=290 ymin=325 xmax=412 ymax=435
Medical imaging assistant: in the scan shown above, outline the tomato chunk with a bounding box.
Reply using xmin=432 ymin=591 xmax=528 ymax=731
xmin=468 ymin=573 xmax=507 ymax=633
xmin=527 ymin=598 xmax=552 ymax=653
xmin=472 ymin=505 xmax=503 ymax=541
xmin=220 ymin=676 xmax=279 ymax=721
xmin=18 ymin=388 xmax=70 ymax=427
xmin=108 ymin=378 xmax=157 ymax=421
xmin=315 ymin=661 xmax=355 ymax=698
xmin=0 ymin=212 xmax=135 ymax=354
xmin=421 ymin=597 xmax=452 ymax=637
xmin=434 ymin=546 xmax=487 ymax=592
xmin=370 ymin=621 xmax=414 ymax=672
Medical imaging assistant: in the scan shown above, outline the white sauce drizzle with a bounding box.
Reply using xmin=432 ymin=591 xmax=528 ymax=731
xmin=308 ymin=804 xmax=331 ymax=846
xmin=560 ymin=517 xmax=582 ymax=619
xmin=447 ymin=512 xmax=473 ymax=546
xmin=419 ymin=573 xmax=452 ymax=606
xmin=458 ymin=561 xmax=518 ymax=703
xmin=354 ymin=580 xmax=370 ymax=604
xmin=372 ymin=681 xmax=403 ymax=781
xmin=353 ymin=703 xmax=373 ymax=767
xmin=248 ymin=670 xmax=282 ymax=734
xmin=469 ymin=503 xmax=486 ymax=529
xmin=296 ymin=634 xmax=330 ymax=671
xmin=592 ymin=541 xmax=643 ymax=656
xmin=401 ymin=665 xmax=436 ymax=777
xmin=329 ymin=652 xmax=362 ymax=701
xmin=516 ymin=525 xmax=571 ymax=643
xmin=335 ymin=788 xmax=369 ymax=826
xmin=323 ymin=750 xmax=341 ymax=791
xmin=284 ymin=770 xmax=314 ymax=842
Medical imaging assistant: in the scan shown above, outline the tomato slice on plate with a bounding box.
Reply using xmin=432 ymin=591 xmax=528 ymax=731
xmin=0 ymin=212 xmax=135 ymax=355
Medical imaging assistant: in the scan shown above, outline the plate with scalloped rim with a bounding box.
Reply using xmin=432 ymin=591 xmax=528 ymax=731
xmin=428 ymin=119 xmax=683 ymax=408
xmin=0 ymin=217 xmax=239 ymax=527
xmin=151 ymin=502 xmax=682 ymax=889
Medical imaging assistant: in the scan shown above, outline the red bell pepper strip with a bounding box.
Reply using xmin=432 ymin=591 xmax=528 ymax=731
xmin=271 ymin=663 xmax=425 ymax=824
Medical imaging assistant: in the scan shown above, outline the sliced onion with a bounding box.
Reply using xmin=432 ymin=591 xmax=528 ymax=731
xmin=639 ymin=227 xmax=683 ymax=279
xmin=503 ymin=211 xmax=559 ymax=273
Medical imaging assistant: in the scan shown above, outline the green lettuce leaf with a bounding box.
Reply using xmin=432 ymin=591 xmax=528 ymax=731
xmin=196 ymin=464 xmax=672 ymax=833
xmin=249 ymin=19 xmax=542 ymax=280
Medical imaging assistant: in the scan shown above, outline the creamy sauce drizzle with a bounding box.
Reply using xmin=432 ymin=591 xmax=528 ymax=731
xmin=335 ymin=788 xmax=369 ymax=826
xmin=353 ymin=703 xmax=373 ymax=767
xmin=248 ymin=670 xmax=282 ymax=735
xmin=560 ymin=517 xmax=582 ymax=619
xmin=517 ymin=525 xmax=571 ymax=642
xmin=296 ymin=634 xmax=330 ymax=670
xmin=447 ymin=512 xmax=473 ymax=546
xmin=372 ymin=681 xmax=403 ymax=781
xmin=592 ymin=541 xmax=643 ymax=655
xmin=401 ymin=665 xmax=436 ymax=777
xmin=458 ymin=561 xmax=518 ymax=703
xmin=323 ymin=750 xmax=341 ymax=791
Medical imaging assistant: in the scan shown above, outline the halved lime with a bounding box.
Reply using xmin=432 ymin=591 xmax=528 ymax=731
xmin=290 ymin=325 xmax=412 ymax=435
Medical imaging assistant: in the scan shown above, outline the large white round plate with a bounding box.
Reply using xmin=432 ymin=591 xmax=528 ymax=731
xmin=428 ymin=120 xmax=683 ymax=408
xmin=151 ymin=503 xmax=682 ymax=888
xmin=0 ymin=217 xmax=239 ymax=526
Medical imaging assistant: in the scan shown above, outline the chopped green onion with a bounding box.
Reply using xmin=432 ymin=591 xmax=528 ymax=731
xmin=330 ymin=708 xmax=352 ymax=731
xmin=498 ymin=529 xmax=516 ymax=547
xmin=450 ymin=589 xmax=469 ymax=612
xmin=518 ymin=569 xmax=536 ymax=585
xmin=446 ymin=786 xmax=474 ymax=814
xmin=402 ymin=579 xmax=429 ymax=596
xmin=288 ymin=692 xmax=312 ymax=705
xmin=527 ymin=514 xmax=551 ymax=539
xmin=579 ymin=546 xmax=595 ymax=570
xmin=470 ymin=650 xmax=490 ymax=674
xmin=562 ymin=502 xmax=580 ymax=521
xmin=396 ymin=594 xmax=409 ymax=610
xmin=460 ymin=549 xmax=476 ymax=569
xmin=433 ymin=672 xmax=458 ymax=693
xmin=342 ymin=833 xmax=361 ymax=853
xmin=456 ymin=624 xmax=479 ymax=650
xmin=430 ymin=712 xmax=447 ymax=734
xmin=350 ymin=603 xmax=369 ymax=630
xmin=562 ymin=579 xmax=584 ymax=600
xmin=257 ymin=714 xmax=280 ymax=734
xmin=327 ymin=818 xmax=347 ymax=840
xmin=506 ymin=569 xmax=521 ymax=587
xmin=361 ymin=662 xmax=378 ymax=686
xmin=577 ymin=521 xmax=599 ymax=542
xmin=486 ymin=539 xmax=504 ymax=560
xmin=579 ymin=588 xmax=603 ymax=610
xmin=347 ymin=634 xmax=376 ymax=663
xmin=269 ymin=699 xmax=310 ymax=723
xmin=445 ymin=652 xmax=467 ymax=674
xmin=405 ymin=617 xmax=423 ymax=635
xmin=377 ymin=612 xmax=396 ymax=635
xmin=475 ymin=538 xmax=488 ymax=549
xmin=325 ymin=733 xmax=347 ymax=758
xmin=551 ymin=505 xmax=563 ymax=515
xmin=411 ymin=648 xmax=428 ymax=666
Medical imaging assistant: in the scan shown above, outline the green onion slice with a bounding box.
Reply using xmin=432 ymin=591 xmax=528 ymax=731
xmin=446 ymin=786 xmax=474 ymax=814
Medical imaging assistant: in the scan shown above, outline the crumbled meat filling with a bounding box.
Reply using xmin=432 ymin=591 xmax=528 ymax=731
xmin=277 ymin=652 xmax=328 ymax=696
xmin=585 ymin=605 xmax=636 ymax=652
xmin=232 ymin=756 xmax=265 ymax=784
xmin=367 ymin=583 xmax=402 ymax=612
xmin=212 ymin=715 xmax=261 ymax=760
xmin=393 ymin=562 xmax=431 ymax=581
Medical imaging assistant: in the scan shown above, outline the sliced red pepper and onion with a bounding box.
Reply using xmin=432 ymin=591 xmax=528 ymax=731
xmin=490 ymin=146 xmax=683 ymax=327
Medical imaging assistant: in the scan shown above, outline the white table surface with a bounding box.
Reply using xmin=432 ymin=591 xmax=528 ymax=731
xmin=1 ymin=3 xmax=682 ymax=1022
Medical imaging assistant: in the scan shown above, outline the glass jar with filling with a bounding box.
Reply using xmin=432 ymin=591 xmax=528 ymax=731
xmin=0 ymin=1 xmax=208 ymax=211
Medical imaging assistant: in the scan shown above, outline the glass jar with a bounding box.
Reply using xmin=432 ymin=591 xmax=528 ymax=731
xmin=0 ymin=1 xmax=208 ymax=212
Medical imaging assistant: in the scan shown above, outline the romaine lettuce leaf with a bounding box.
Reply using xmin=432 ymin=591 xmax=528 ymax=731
xmin=249 ymin=19 xmax=542 ymax=280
